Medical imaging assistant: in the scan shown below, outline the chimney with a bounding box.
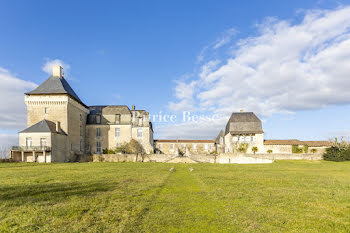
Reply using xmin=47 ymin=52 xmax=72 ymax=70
xmin=52 ymin=65 xmax=63 ymax=78
xmin=132 ymin=105 xmax=135 ymax=110
xmin=240 ymin=109 xmax=244 ymax=112
xmin=56 ymin=121 xmax=61 ymax=132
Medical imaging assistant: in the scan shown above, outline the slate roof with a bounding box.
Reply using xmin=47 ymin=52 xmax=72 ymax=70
xmin=225 ymin=112 xmax=263 ymax=135
xmin=87 ymin=105 xmax=131 ymax=124
xmin=264 ymin=140 xmax=331 ymax=147
xmin=19 ymin=119 xmax=65 ymax=134
xmin=215 ymin=130 xmax=224 ymax=144
xmin=25 ymin=75 xmax=85 ymax=107
xmin=154 ymin=139 xmax=215 ymax=143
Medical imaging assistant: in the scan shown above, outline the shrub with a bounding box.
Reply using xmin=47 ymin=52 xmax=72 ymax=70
xmin=323 ymin=138 xmax=350 ymax=162
xmin=238 ymin=143 xmax=249 ymax=154
xmin=303 ymin=145 xmax=309 ymax=154
xmin=102 ymin=149 xmax=115 ymax=154
xmin=267 ymin=149 xmax=273 ymax=154
xmin=210 ymin=150 xmax=217 ymax=154
xmin=310 ymin=148 xmax=317 ymax=154
xmin=252 ymin=147 xmax=258 ymax=154
xmin=115 ymin=144 xmax=128 ymax=154
xmin=292 ymin=145 xmax=303 ymax=153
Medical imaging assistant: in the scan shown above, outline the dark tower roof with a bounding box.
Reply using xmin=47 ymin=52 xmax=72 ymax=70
xmin=25 ymin=75 xmax=85 ymax=107
xmin=225 ymin=112 xmax=263 ymax=135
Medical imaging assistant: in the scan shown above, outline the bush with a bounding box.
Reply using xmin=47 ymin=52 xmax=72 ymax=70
xmin=292 ymin=145 xmax=303 ymax=153
xmin=303 ymin=145 xmax=309 ymax=154
xmin=210 ymin=150 xmax=217 ymax=154
xmin=102 ymin=148 xmax=115 ymax=154
xmin=238 ymin=143 xmax=249 ymax=153
xmin=323 ymin=138 xmax=350 ymax=162
xmin=252 ymin=147 xmax=258 ymax=154
xmin=267 ymin=149 xmax=273 ymax=154
xmin=310 ymin=148 xmax=317 ymax=154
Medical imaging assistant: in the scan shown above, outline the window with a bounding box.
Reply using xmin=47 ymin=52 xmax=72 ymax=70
xmin=96 ymin=114 xmax=101 ymax=124
xmin=80 ymin=126 xmax=82 ymax=136
xmin=115 ymin=114 xmax=121 ymax=124
xmin=210 ymin=144 xmax=213 ymax=150
xmin=80 ymin=140 xmax=83 ymax=152
xmin=220 ymin=137 xmax=224 ymax=144
xmin=44 ymin=107 xmax=48 ymax=114
xmin=138 ymin=117 xmax=143 ymax=126
xmin=26 ymin=137 xmax=32 ymax=147
xmin=170 ymin=144 xmax=174 ymax=150
xmin=204 ymin=144 xmax=208 ymax=150
xmin=96 ymin=128 xmax=101 ymax=137
xmin=115 ymin=128 xmax=120 ymax=137
xmin=159 ymin=144 xmax=162 ymax=149
xmin=80 ymin=114 xmax=82 ymax=121
xmin=40 ymin=138 xmax=46 ymax=148
xmin=71 ymin=144 xmax=73 ymax=151
xmin=137 ymin=128 xmax=142 ymax=138
xmin=96 ymin=141 xmax=101 ymax=153
xmin=193 ymin=144 xmax=197 ymax=150
xmin=116 ymin=143 xmax=119 ymax=148
xmin=182 ymin=144 xmax=186 ymax=148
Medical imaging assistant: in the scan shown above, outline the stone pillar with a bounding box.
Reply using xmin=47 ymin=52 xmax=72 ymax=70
xmin=44 ymin=151 xmax=46 ymax=163
xmin=21 ymin=151 xmax=24 ymax=162
xmin=32 ymin=151 xmax=35 ymax=162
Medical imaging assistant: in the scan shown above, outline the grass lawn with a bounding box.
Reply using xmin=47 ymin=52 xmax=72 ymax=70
xmin=0 ymin=161 xmax=350 ymax=232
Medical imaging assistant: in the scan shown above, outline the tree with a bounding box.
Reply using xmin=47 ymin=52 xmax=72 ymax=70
xmin=127 ymin=139 xmax=143 ymax=154
xmin=238 ymin=143 xmax=249 ymax=154
xmin=252 ymin=146 xmax=258 ymax=154
xmin=267 ymin=149 xmax=273 ymax=154
xmin=310 ymin=148 xmax=317 ymax=154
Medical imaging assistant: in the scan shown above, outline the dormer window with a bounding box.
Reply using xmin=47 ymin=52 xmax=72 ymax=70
xmin=96 ymin=114 xmax=101 ymax=124
xmin=44 ymin=108 xmax=48 ymax=114
xmin=115 ymin=114 xmax=121 ymax=124
xmin=138 ymin=117 xmax=143 ymax=126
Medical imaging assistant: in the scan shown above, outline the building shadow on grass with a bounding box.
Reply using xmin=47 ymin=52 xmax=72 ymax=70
xmin=0 ymin=181 xmax=117 ymax=205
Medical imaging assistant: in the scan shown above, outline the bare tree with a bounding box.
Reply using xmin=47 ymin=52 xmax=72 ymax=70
xmin=0 ymin=145 xmax=10 ymax=159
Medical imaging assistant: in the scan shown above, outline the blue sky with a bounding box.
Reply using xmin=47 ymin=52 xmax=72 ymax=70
xmin=1 ymin=0 xmax=350 ymax=147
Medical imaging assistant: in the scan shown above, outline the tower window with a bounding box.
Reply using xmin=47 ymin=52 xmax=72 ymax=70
xmin=137 ymin=128 xmax=142 ymax=137
xmin=44 ymin=108 xmax=48 ymax=114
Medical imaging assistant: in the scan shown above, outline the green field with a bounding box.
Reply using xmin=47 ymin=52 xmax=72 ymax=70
xmin=0 ymin=161 xmax=350 ymax=232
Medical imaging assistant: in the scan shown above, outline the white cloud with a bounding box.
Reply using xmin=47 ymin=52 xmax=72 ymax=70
xmin=0 ymin=67 xmax=37 ymax=130
xmin=42 ymin=58 xmax=70 ymax=76
xmin=213 ymin=28 xmax=237 ymax=49
xmin=165 ymin=5 xmax=350 ymax=138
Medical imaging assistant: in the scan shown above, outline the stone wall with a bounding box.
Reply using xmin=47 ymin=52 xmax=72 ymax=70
xmin=246 ymin=153 xmax=323 ymax=160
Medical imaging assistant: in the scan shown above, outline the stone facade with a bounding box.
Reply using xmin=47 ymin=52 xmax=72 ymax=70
xmin=10 ymin=66 xmax=154 ymax=163
xmin=154 ymin=140 xmax=216 ymax=155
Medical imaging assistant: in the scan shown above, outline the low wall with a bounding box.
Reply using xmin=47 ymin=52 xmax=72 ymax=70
xmin=92 ymin=154 xmax=177 ymax=163
xmin=246 ymin=153 xmax=323 ymax=160
xmin=92 ymin=152 xmax=323 ymax=163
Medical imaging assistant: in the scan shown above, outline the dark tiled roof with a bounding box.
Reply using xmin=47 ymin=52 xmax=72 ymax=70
xmin=19 ymin=119 xmax=65 ymax=134
xmin=87 ymin=105 xmax=131 ymax=124
xmin=154 ymin=139 xmax=215 ymax=143
xmin=264 ymin=139 xmax=302 ymax=145
xmin=215 ymin=130 xmax=224 ymax=144
xmin=25 ymin=75 xmax=85 ymax=106
xmin=264 ymin=140 xmax=331 ymax=147
xmin=225 ymin=112 xmax=263 ymax=135
xmin=302 ymin=141 xmax=332 ymax=147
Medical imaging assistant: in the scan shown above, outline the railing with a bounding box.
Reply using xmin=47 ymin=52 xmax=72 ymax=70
xmin=11 ymin=146 xmax=51 ymax=151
